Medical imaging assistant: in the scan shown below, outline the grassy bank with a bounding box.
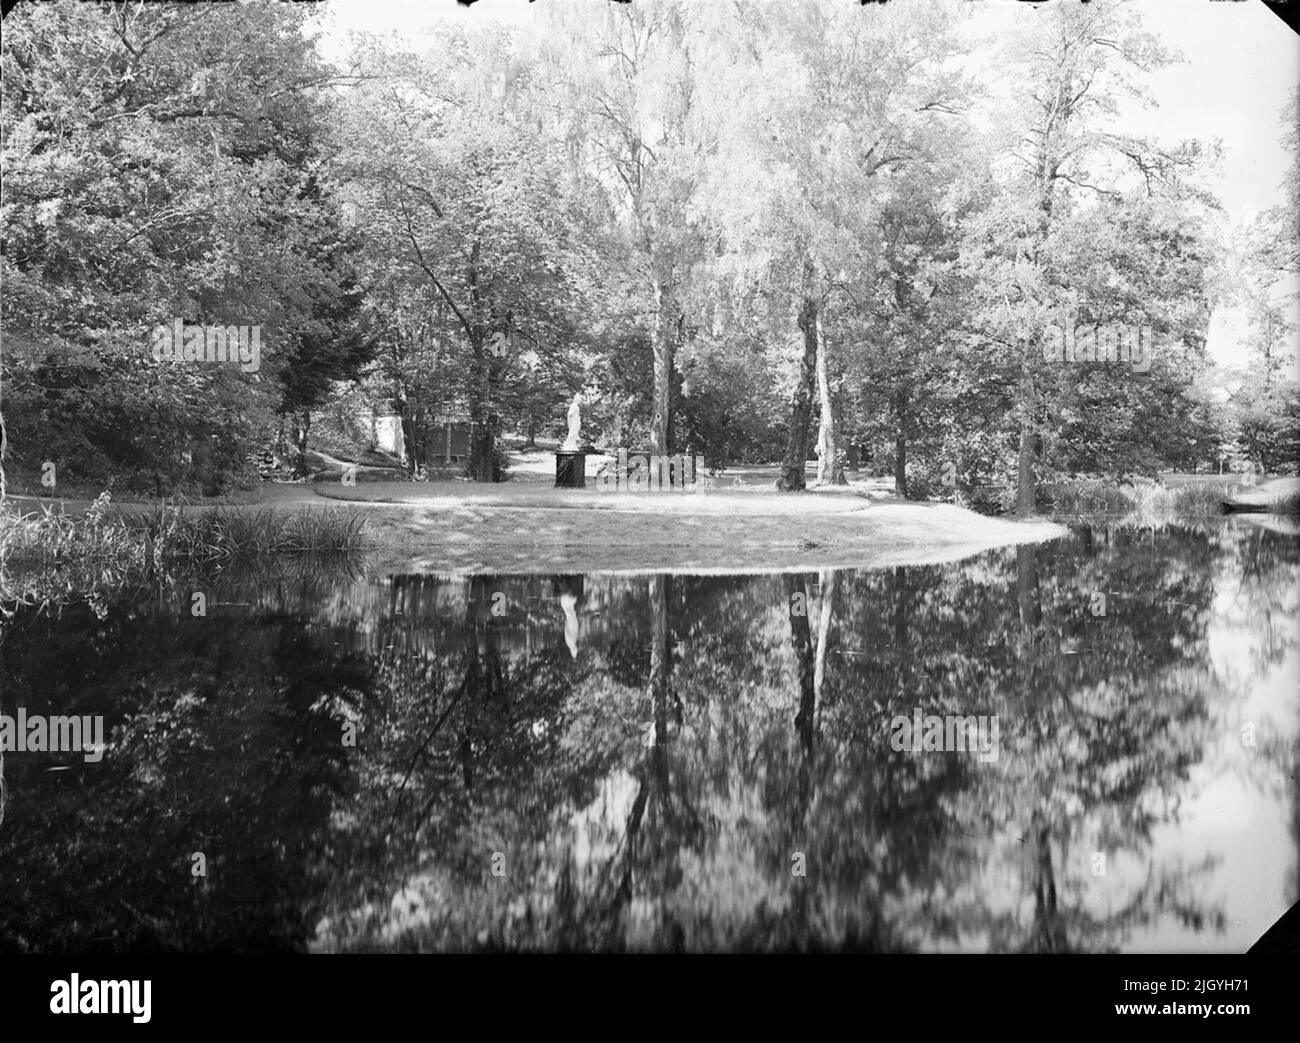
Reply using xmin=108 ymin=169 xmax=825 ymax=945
xmin=0 ymin=494 xmax=367 ymax=614
xmin=1041 ymin=477 xmax=1300 ymax=520
xmin=3 ymin=482 xmax=1069 ymax=578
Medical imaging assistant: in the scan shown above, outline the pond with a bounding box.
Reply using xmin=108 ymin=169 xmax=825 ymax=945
xmin=1 ymin=519 xmax=1296 ymax=952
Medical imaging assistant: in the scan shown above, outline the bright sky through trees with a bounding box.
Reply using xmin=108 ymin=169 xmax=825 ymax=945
xmin=310 ymin=0 xmax=1298 ymax=368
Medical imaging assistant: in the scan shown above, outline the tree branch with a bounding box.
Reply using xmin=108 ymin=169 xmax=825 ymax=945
xmin=400 ymin=201 xmax=472 ymax=339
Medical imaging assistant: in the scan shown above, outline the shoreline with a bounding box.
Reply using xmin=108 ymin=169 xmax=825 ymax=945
xmin=2 ymin=484 xmax=1069 ymax=574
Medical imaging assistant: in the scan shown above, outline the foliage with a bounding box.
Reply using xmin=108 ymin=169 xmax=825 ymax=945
xmin=1 ymin=0 xmax=367 ymax=493
xmin=0 ymin=0 xmax=1290 ymax=496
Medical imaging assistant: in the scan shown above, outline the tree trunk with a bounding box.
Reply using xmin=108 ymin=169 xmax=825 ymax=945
xmin=292 ymin=410 xmax=311 ymax=476
xmin=785 ymin=574 xmax=816 ymax=761
xmin=466 ymin=240 xmax=499 ymax=483
xmin=649 ymin=574 xmax=670 ymax=751
xmin=892 ymin=566 xmax=908 ymax=650
xmin=1015 ymin=417 xmax=1036 ymax=516
xmin=815 ymin=315 xmax=846 ymax=486
xmin=812 ymin=568 xmax=836 ymax=710
xmin=893 ymin=391 xmax=908 ymax=499
xmin=1016 ymin=543 xmax=1042 ymax=629
xmin=468 ymin=417 xmax=493 ymax=481
xmin=525 ymin=413 xmax=537 ymax=449
xmin=1029 ymin=817 xmax=1066 ymax=952
xmin=395 ymin=397 xmax=425 ymax=475
xmin=651 ymin=277 xmax=675 ymax=457
xmin=468 ymin=414 xmax=496 ymax=482
xmin=1013 ymin=360 xmax=1039 ymax=515
xmin=0 ymin=409 xmax=7 ymax=502
xmin=778 ymin=262 xmax=820 ymax=492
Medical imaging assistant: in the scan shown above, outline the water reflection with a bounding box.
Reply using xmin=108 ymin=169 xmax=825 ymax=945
xmin=1 ymin=520 xmax=1296 ymax=952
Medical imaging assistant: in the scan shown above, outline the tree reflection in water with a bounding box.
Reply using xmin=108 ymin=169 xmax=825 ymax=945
xmin=1 ymin=521 xmax=1296 ymax=952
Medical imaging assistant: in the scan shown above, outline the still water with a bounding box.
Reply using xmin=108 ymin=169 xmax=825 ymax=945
xmin=2 ymin=520 xmax=1296 ymax=952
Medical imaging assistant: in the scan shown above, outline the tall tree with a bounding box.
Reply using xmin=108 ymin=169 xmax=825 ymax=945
xmin=974 ymin=0 xmax=1195 ymax=513
xmin=704 ymin=0 xmax=966 ymax=490
xmin=334 ymin=28 xmax=597 ymax=481
xmin=538 ymin=0 xmax=710 ymax=457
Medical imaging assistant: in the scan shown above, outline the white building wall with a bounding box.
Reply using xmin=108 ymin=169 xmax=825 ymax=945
xmin=373 ymin=413 xmax=406 ymax=463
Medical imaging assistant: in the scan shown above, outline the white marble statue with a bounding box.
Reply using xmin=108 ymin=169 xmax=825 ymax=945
xmin=562 ymin=393 xmax=582 ymax=450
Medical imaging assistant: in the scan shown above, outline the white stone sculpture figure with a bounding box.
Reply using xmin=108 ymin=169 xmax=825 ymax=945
xmin=562 ymin=393 xmax=582 ymax=450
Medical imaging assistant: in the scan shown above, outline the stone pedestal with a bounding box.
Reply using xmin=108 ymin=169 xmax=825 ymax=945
xmin=555 ymin=450 xmax=587 ymax=488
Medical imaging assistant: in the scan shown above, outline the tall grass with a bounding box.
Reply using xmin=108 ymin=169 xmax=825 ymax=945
xmin=1168 ymin=483 xmax=1229 ymax=518
xmin=1042 ymin=478 xmax=1298 ymax=521
xmin=1269 ymin=490 xmax=1300 ymax=515
xmin=1 ymin=494 xmax=151 ymax=612
xmin=1040 ymin=481 xmax=1137 ymax=515
xmin=0 ymin=494 xmax=367 ymax=615
xmin=130 ymin=504 xmax=369 ymax=562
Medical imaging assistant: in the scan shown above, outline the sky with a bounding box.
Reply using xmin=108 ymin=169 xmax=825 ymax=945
xmin=309 ymin=0 xmax=1300 ymax=368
